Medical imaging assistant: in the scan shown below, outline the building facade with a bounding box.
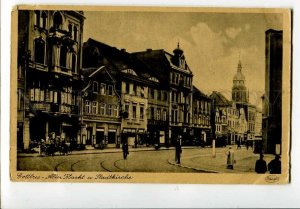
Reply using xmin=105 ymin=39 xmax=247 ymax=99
xmin=17 ymin=10 xmax=85 ymax=150
xmin=262 ymin=29 xmax=283 ymax=154
xmin=134 ymin=44 xmax=194 ymax=146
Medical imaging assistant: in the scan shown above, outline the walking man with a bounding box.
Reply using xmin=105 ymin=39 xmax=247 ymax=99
xmin=122 ymin=142 xmax=129 ymax=160
xmin=226 ymin=146 xmax=235 ymax=169
xmin=255 ymin=154 xmax=267 ymax=174
xmin=175 ymin=136 xmax=182 ymax=164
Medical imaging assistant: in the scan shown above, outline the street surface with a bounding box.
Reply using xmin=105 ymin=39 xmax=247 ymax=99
xmin=17 ymin=146 xmax=275 ymax=173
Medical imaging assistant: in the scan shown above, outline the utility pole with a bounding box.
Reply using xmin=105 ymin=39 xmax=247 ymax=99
xmin=211 ymin=98 xmax=216 ymax=158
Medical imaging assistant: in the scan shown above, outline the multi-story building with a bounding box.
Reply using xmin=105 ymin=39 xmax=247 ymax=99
xmin=255 ymin=109 xmax=262 ymax=138
xmin=192 ymin=86 xmax=211 ymax=145
xmin=82 ymin=39 xmax=164 ymax=147
xmin=262 ymin=29 xmax=283 ymax=154
xmin=80 ymin=66 xmax=121 ymax=148
xmin=133 ymin=43 xmax=194 ymax=146
xmin=17 ymin=10 xmax=85 ymax=150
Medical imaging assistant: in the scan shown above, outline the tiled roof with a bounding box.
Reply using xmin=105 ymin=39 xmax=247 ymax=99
xmin=209 ymin=91 xmax=232 ymax=106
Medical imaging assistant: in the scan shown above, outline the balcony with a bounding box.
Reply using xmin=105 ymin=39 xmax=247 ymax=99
xmin=28 ymin=102 xmax=51 ymax=112
xmin=52 ymin=66 xmax=72 ymax=76
xmin=51 ymin=103 xmax=78 ymax=114
xmin=29 ymin=61 xmax=48 ymax=72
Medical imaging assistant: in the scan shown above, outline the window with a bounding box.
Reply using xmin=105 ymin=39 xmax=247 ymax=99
xmin=100 ymin=103 xmax=106 ymax=115
xmin=157 ymin=91 xmax=161 ymax=100
xmin=100 ymin=83 xmax=106 ymax=95
xmin=157 ymin=108 xmax=161 ymax=120
xmin=150 ymin=88 xmax=155 ymax=99
xmin=34 ymin=11 xmax=40 ymax=27
xmin=108 ymin=85 xmax=113 ymax=96
xmin=34 ymin=38 xmax=45 ymax=64
xmin=125 ymin=103 xmax=129 ymax=115
xmin=17 ymin=89 xmax=24 ymax=110
xmin=132 ymin=105 xmax=136 ymax=119
xmin=126 ymin=83 xmax=130 ymax=94
xmin=132 ymin=84 xmax=137 ymax=95
xmin=73 ymin=26 xmax=78 ymax=41
xmin=163 ymin=109 xmax=167 ymax=121
xmin=140 ymin=86 xmax=145 ymax=98
xmin=113 ymin=105 xmax=118 ymax=117
xmin=53 ymin=12 xmax=63 ymax=29
xmin=60 ymin=45 xmax=68 ymax=68
xmin=85 ymin=101 xmax=91 ymax=113
xmin=163 ymin=91 xmax=168 ymax=101
xmin=68 ymin=24 xmax=72 ymax=34
xmin=140 ymin=106 xmax=144 ymax=120
xmin=93 ymin=81 xmax=98 ymax=93
xmin=150 ymin=107 xmax=154 ymax=120
xmin=108 ymin=104 xmax=112 ymax=116
xmin=41 ymin=12 xmax=47 ymax=29
xmin=72 ymin=53 xmax=77 ymax=73
xmin=92 ymin=102 xmax=97 ymax=114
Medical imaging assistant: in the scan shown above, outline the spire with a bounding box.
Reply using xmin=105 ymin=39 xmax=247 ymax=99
xmin=177 ymin=40 xmax=180 ymax=49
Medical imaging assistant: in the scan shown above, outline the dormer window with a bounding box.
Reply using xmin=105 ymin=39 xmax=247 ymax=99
xmin=53 ymin=12 xmax=63 ymax=29
xmin=148 ymin=77 xmax=159 ymax=83
xmin=121 ymin=68 xmax=137 ymax=76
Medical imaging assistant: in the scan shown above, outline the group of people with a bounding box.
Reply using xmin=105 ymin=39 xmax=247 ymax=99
xmin=226 ymin=146 xmax=281 ymax=174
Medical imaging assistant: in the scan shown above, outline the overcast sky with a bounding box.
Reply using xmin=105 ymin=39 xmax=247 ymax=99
xmin=83 ymin=11 xmax=282 ymax=106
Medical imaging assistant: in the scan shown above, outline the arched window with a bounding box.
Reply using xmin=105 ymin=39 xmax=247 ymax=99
xmin=34 ymin=38 xmax=45 ymax=64
xmin=34 ymin=11 xmax=40 ymax=27
xmin=73 ymin=26 xmax=78 ymax=41
xmin=41 ymin=11 xmax=47 ymax=29
xmin=53 ymin=12 xmax=63 ymax=29
xmin=68 ymin=24 xmax=72 ymax=35
xmin=60 ymin=45 xmax=68 ymax=68
xmin=71 ymin=53 xmax=77 ymax=73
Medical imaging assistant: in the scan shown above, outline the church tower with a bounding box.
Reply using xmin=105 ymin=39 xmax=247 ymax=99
xmin=232 ymin=59 xmax=249 ymax=104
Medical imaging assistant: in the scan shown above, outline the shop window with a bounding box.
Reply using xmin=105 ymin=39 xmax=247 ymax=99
xmin=34 ymin=38 xmax=45 ymax=64
xmin=53 ymin=12 xmax=63 ymax=29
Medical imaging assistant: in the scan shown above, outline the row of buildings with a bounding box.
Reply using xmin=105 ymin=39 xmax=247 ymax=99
xmin=16 ymin=10 xmax=264 ymax=151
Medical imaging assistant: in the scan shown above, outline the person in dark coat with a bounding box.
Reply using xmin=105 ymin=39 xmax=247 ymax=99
xmin=268 ymin=155 xmax=281 ymax=174
xmin=175 ymin=136 xmax=182 ymax=164
xmin=255 ymin=154 xmax=267 ymax=174
xmin=122 ymin=142 xmax=129 ymax=160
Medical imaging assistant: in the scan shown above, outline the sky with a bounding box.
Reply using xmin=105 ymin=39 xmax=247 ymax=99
xmin=83 ymin=11 xmax=282 ymax=106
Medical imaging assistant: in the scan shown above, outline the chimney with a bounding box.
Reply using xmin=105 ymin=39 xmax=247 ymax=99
xmin=146 ymin=48 xmax=152 ymax=52
xmin=121 ymin=48 xmax=126 ymax=52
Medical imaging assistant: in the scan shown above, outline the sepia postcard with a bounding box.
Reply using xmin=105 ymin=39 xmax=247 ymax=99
xmin=10 ymin=5 xmax=291 ymax=184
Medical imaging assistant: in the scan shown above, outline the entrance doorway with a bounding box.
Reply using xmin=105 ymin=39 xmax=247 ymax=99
xmin=108 ymin=131 xmax=116 ymax=144
xmin=96 ymin=130 xmax=104 ymax=144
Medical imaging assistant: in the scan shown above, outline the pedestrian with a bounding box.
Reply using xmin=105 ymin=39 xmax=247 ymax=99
xmin=122 ymin=142 xmax=129 ymax=160
xmin=268 ymin=155 xmax=281 ymax=174
xmin=226 ymin=146 xmax=235 ymax=169
xmin=237 ymin=140 xmax=241 ymax=149
xmin=255 ymin=154 xmax=267 ymax=174
xmin=175 ymin=136 xmax=182 ymax=164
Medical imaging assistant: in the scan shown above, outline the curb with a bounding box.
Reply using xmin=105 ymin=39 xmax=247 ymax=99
xmin=167 ymin=158 xmax=218 ymax=173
